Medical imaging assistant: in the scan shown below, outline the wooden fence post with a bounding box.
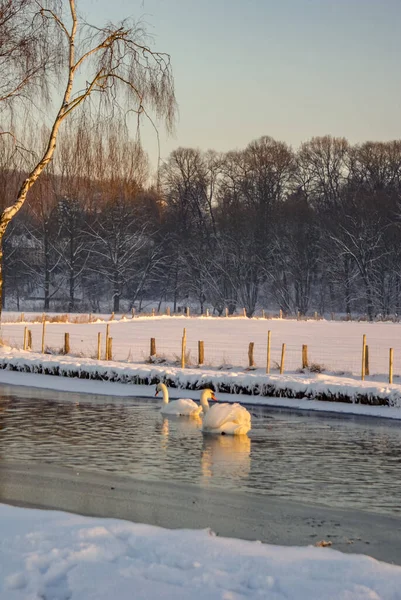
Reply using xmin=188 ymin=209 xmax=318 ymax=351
xmin=166 ymin=306 xmax=170 ymax=316
xmin=248 ymin=342 xmax=255 ymax=368
xmin=266 ymin=330 xmax=271 ymax=374
xmin=105 ymin=323 xmax=110 ymax=359
xmin=131 ymin=308 xmax=135 ymax=318
xmin=297 ymin=311 xmax=300 ymax=321
xmin=206 ymin=308 xmax=209 ymax=317
xmin=361 ymin=334 xmax=366 ymax=381
xmin=181 ymin=328 xmax=187 ymax=368
xmin=97 ymin=333 xmax=101 ymax=360
xmin=279 ymin=309 xmax=283 ymax=319
xmin=186 ymin=306 xmax=190 ymax=317
xmin=20 ymin=313 xmax=24 ymax=323
xmin=150 ymin=337 xmax=156 ymax=357
xmin=225 ymin=307 xmax=228 ymax=317
xmin=152 ymin=308 xmax=155 ymax=317
xmin=198 ymin=341 xmax=204 ymax=366
xmin=280 ymin=343 xmax=286 ymax=374
xmin=41 ymin=315 xmax=46 ymax=354
xmin=302 ymin=344 xmax=308 ymax=369
xmin=331 ymin=312 xmax=334 ymax=321
xmin=107 ymin=337 xmax=113 ymax=361
xmin=110 ymin=312 xmax=115 ymax=321
xmin=365 ymin=344 xmax=370 ymax=376
xmin=64 ymin=333 xmax=70 ymax=354
xmin=262 ymin=309 xmax=265 ymax=319
xmin=389 ymin=348 xmax=394 ymax=384
xmin=23 ymin=326 xmax=28 ymax=350
xmin=27 ymin=330 xmax=32 ymax=350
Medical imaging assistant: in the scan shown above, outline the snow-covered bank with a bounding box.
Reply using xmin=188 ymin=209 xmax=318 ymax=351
xmin=3 ymin=369 xmax=401 ymax=420
xmin=1 ymin=347 xmax=401 ymax=412
xmin=1 ymin=504 xmax=401 ymax=600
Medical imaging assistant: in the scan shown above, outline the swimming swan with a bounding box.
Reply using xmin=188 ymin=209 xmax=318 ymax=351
xmin=200 ymin=393 xmax=251 ymax=435
xmin=155 ymin=383 xmax=214 ymax=417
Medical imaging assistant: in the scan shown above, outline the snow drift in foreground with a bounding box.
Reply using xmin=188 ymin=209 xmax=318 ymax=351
xmin=1 ymin=504 xmax=401 ymax=600
xmin=0 ymin=346 xmax=401 ymax=408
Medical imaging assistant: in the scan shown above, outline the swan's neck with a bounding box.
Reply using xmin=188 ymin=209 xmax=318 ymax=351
xmin=200 ymin=392 xmax=210 ymax=413
xmin=160 ymin=384 xmax=169 ymax=405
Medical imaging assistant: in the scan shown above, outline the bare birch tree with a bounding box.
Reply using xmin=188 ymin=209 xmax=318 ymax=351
xmin=0 ymin=0 xmax=176 ymax=315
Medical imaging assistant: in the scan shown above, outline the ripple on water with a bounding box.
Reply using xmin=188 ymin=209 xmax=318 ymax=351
xmin=0 ymin=394 xmax=401 ymax=515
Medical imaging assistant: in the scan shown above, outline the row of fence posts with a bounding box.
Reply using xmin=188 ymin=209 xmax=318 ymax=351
xmin=19 ymin=309 xmax=388 ymax=324
xmin=361 ymin=334 xmax=394 ymax=384
xmin=163 ymin=329 xmax=395 ymax=383
xmin=147 ymin=328 xmax=287 ymax=373
xmin=17 ymin=308 xmax=332 ymax=323
xmin=22 ymin=315 xmax=114 ymax=361
xmin=133 ymin=306 xmax=247 ymax=318
xmin=21 ymin=320 xmax=396 ymax=384
xmin=135 ymin=307 xmax=326 ymax=320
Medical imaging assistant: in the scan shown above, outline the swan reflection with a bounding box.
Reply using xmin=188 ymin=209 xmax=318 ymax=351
xmin=201 ymin=434 xmax=251 ymax=481
xmin=159 ymin=415 xmax=202 ymax=435
xmin=158 ymin=415 xmax=202 ymax=451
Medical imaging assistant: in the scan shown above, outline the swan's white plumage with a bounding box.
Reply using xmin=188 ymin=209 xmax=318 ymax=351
xmin=161 ymin=398 xmax=202 ymax=417
xmin=156 ymin=383 xmax=202 ymax=417
xmin=200 ymin=396 xmax=251 ymax=436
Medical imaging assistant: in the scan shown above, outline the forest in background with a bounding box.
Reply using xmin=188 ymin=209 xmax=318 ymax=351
xmin=1 ymin=119 xmax=400 ymax=319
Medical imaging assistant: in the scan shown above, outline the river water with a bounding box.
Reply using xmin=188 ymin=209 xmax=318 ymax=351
xmin=0 ymin=388 xmax=400 ymax=516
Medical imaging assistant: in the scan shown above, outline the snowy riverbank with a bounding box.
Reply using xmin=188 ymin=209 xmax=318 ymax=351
xmin=2 ymin=503 xmax=401 ymax=600
xmin=1 ymin=348 xmax=401 ymax=415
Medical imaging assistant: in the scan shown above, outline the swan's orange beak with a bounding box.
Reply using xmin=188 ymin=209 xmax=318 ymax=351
xmin=155 ymin=389 xmax=159 ymax=397
xmin=211 ymin=392 xmax=217 ymax=401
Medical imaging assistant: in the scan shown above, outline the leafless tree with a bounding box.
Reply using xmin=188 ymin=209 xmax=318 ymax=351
xmin=0 ymin=0 xmax=59 ymax=111
xmin=160 ymin=148 xmax=218 ymax=312
xmin=0 ymin=0 xmax=176 ymax=315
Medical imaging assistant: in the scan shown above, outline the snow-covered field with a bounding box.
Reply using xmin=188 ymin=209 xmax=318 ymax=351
xmin=1 ymin=313 xmax=401 ymax=409
xmin=1 ymin=503 xmax=401 ymax=600
xmin=1 ymin=313 xmax=401 ymax=377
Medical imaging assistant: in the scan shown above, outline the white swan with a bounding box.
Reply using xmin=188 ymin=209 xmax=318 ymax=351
xmin=200 ymin=392 xmax=251 ymax=435
xmin=155 ymin=383 xmax=210 ymax=417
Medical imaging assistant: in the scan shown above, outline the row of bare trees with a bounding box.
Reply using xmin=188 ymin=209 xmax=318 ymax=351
xmin=2 ymin=128 xmax=401 ymax=319
xmin=1 ymin=120 xmax=162 ymax=312
xmin=157 ymin=136 xmax=401 ymax=320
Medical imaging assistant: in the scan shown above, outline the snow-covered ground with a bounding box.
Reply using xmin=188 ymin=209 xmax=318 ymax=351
xmin=2 ymin=312 xmax=401 ymax=377
xmin=1 ymin=503 xmax=401 ymax=600
xmin=1 ymin=313 xmax=401 ymax=410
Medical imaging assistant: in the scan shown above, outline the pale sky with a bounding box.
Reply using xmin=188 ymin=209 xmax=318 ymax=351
xmin=83 ymin=0 xmax=401 ymax=169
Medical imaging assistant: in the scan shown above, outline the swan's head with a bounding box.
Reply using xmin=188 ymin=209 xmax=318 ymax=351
xmin=200 ymin=388 xmax=217 ymax=409
xmin=206 ymin=389 xmax=217 ymax=401
xmin=155 ymin=382 xmax=164 ymax=397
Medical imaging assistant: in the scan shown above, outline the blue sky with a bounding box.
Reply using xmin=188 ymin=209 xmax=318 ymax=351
xmin=84 ymin=0 xmax=401 ymax=168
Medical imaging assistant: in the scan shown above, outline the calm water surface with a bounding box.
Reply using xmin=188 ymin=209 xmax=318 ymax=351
xmin=0 ymin=390 xmax=400 ymax=516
